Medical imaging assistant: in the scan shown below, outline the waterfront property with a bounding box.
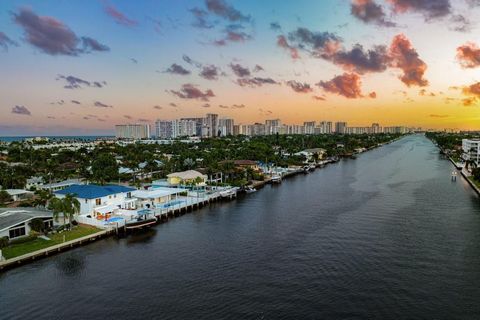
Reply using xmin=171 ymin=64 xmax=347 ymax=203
xmin=165 ymin=170 xmax=208 ymax=187
xmin=5 ymin=189 xmax=34 ymax=202
xmin=39 ymin=178 xmax=84 ymax=192
xmin=0 ymin=208 xmax=53 ymax=241
xmin=55 ymin=184 xmax=136 ymax=216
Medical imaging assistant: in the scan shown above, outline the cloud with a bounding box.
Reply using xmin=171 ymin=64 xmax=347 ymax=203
xmin=57 ymin=75 xmax=107 ymax=89
xmin=170 ymin=84 xmax=215 ymax=101
xmin=130 ymin=58 xmax=138 ymax=64
xmin=253 ymin=64 xmax=264 ymax=72
xmin=0 ymin=32 xmax=18 ymax=51
xmin=317 ymin=73 xmax=365 ymax=99
xmin=351 ymin=0 xmax=396 ymax=27
xmin=199 ymin=65 xmax=221 ymax=80
xmin=218 ymin=104 xmax=229 ymax=109
xmin=104 ymin=3 xmax=138 ymax=27
xmin=165 ymin=63 xmax=191 ymax=75
xmin=388 ymin=0 xmax=451 ymax=20
xmin=330 ymin=44 xmax=390 ymax=74
xmin=312 ymin=95 xmax=327 ymax=101
xmin=388 ymin=34 xmax=428 ymax=87
xmin=137 ymin=118 xmax=149 ymax=122
xmin=369 ymin=91 xmax=377 ymax=98
xmin=461 ymin=82 xmax=480 ymax=106
xmin=429 ymin=114 xmax=449 ymax=118
xmin=270 ymin=22 xmax=282 ymax=31
xmin=182 ymin=55 xmax=202 ymax=68
xmin=124 ymin=115 xmax=133 ymax=119
xmin=12 ymin=105 xmax=31 ymax=115
xmin=201 ymin=103 xmax=211 ymax=108
xmin=277 ymin=35 xmax=300 ymax=59
xmin=71 ymin=100 xmax=81 ymax=104
xmin=286 ymin=80 xmax=313 ymax=93
xmin=232 ymin=103 xmax=245 ymax=108
xmin=190 ymin=7 xmax=214 ymax=29
xmin=214 ymin=26 xmax=252 ymax=46
xmin=81 ymin=37 xmax=110 ymax=52
xmin=229 ymin=63 xmax=251 ymax=77
xmin=50 ymin=100 xmax=65 ymax=105
xmin=286 ymin=27 xmax=341 ymax=58
xmin=450 ymin=14 xmax=472 ymax=33
xmin=236 ymin=77 xmax=279 ymax=87
xmin=457 ymin=42 xmax=480 ymax=68
xmin=205 ymin=0 xmax=251 ymax=22
xmin=169 ymin=102 xmax=178 ymax=107
xmin=94 ymin=101 xmax=113 ymax=108
xmin=13 ymin=8 xmax=108 ymax=56
xmin=153 ymin=105 xmax=162 ymax=109
xmin=419 ymin=88 xmax=435 ymax=96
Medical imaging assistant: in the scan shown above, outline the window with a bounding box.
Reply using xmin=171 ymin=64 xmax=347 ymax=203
xmin=9 ymin=226 xmax=26 ymax=239
xmin=127 ymin=192 xmax=131 ymax=198
xmin=95 ymin=198 xmax=101 ymax=206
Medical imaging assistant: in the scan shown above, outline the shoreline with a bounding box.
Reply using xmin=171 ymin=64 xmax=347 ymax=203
xmin=0 ymin=135 xmax=401 ymax=272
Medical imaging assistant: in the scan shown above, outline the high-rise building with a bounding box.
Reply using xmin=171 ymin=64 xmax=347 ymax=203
xmin=335 ymin=122 xmax=347 ymax=134
xmin=249 ymin=123 xmax=266 ymax=136
xmin=172 ymin=119 xmax=196 ymax=137
xmin=205 ymin=113 xmax=219 ymax=137
xmin=180 ymin=117 xmax=204 ymax=136
xmin=304 ymin=121 xmax=316 ymax=134
xmin=218 ymin=118 xmax=235 ymax=136
xmin=371 ymin=123 xmax=382 ymax=134
xmin=115 ymin=124 xmax=150 ymax=139
xmin=155 ymin=120 xmax=174 ymax=139
xmin=319 ymin=121 xmax=333 ymax=134
xmin=265 ymin=119 xmax=282 ymax=135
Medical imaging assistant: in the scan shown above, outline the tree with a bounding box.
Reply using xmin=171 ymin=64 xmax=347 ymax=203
xmin=0 ymin=190 xmax=12 ymax=205
xmin=30 ymin=218 xmax=45 ymax=233
xmin=33 ymin=189 xmax=53 ymax=209
xmin=62 ymin=194 xmax=80 ymax=229
xmin=48 ymin=197 xmax=65 ymax=227
xmin=91 ymin=153 xmax=118 ymax=185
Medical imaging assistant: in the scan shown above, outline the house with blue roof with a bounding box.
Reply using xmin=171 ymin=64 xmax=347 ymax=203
xmin=55 ymin=184 xmax=137 ymax=217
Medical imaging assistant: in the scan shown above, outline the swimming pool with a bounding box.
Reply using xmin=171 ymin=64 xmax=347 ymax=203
xmin=156 ymin=200 xmax=186 ymax=209
xmin=106 ymin=217 xmax=124 ymax=223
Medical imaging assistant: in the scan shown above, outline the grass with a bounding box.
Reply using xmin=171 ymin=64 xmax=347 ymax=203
xmin=468 ymin=176 xmax=480 ymax=189
xmin=2 ymin=225 xmax=101 ymax=260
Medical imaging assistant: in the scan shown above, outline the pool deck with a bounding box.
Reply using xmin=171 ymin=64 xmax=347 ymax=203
xmin=0 ymin=229 xmax=111 ymax=271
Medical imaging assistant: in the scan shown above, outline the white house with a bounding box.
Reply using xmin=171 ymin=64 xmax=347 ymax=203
xmin=0 ymin=208 xmax=53 ymax=241
xmin=6 ymin=189 xmax=34 ymax=202
xmin=54 ymin=184 xmax=137 ymax=217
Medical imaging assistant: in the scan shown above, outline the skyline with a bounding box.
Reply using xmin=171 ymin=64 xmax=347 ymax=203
xmin=2 ymin=0 xmax=480 ymax=135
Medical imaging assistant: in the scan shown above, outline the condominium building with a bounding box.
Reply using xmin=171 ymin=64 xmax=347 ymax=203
xmin=384 ymin=126 xmax=406 ymax=134
xmin=304 ymin=121 xmax=316 ymax=134
xmin=172 ymin=119 xmax=197 ymax=137
xmin=205 ymin=113 xmax=219 ymax=137
xmin=318 ymin=121 xmax=333 ymax=134
xmin=265 ymin=119 xmax=282 ymax=135
xmin=462 ymin=139 xmax=480 ymax=165
xmin=218 ymin=118 xmax=235 ymax=136
xmin=180 ymin=117 xmax=204 ymax=136
xmin=155 ymin=120 xmax=174 ymax=139
xmin=335 ymin=122 xmax=347 ymax=134
xmin=115 ymin=124 xmax=150 ymax=139
xmin=371 ymin=123 xmax=382 ymax=134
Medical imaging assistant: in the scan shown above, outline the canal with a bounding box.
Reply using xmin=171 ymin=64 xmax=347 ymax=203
xmin=2 ymin=134 xmax=480 ymax=319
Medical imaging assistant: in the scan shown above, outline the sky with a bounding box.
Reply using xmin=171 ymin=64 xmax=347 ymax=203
xmin=1 ymin=0 xmax=480 ymax=135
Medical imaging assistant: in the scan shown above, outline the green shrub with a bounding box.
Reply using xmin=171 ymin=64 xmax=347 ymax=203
xmin=9 ymin=235 xmax=37 ymax=245
xmin=0 ymin=236 xmax=9 ymax=248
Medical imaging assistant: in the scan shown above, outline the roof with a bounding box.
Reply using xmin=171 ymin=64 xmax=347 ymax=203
xmin=0 ymin=208 xmax=53 ymax=232
xmin=41 ymin=179 xmax=83 ymax=189
xmin=133 ymin=187 xmax=187 ymax=199
xmin=6 ymin=189 xmax=33 ymax=196
xmin=55 ymin=184 xmax=136 ymax=199
xmin=167 ymin=170 xmax=206 ymax=180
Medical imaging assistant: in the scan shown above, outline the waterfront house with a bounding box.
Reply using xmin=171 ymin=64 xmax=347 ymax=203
xmin=25 ymin=176 xmax=44 ymax=190
xmin=166 ymin=170 xmax=207 ymax=186
xmin=132 ymin=187 xmax=188 ymax=209
xmin=6 ymin=189 xmax=34 ymax=202
xmin=462 ymin=139 xmax=480 ymax=167
xmin=0 ymin=208 xmax=53 ymax=241
xmin=54 ymin=184 xmax=137 ymax=217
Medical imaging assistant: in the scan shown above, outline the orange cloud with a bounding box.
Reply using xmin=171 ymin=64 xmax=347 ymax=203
xmin=457 ymin=42 xmax=480 ymax=68
xmin=389 ymin=34 xmax=428 ymax=87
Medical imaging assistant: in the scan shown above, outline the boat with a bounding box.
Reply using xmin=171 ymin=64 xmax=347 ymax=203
xmin=271 ymin=174 xmax=282 ymax=183
xmin=125 ymin=217 xmax=157 ymax=230
xmin=245 ymin=186 xmax=257 ymax=193
xmin=308 ymin=164 xmax=316 ymax=171
xmin=303 ymin=165 xmax=310 ymax=173
xmin=220 ymin=187 xmax=238 ymax=199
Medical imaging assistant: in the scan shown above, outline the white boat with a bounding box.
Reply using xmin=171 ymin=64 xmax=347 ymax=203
xmin=220 ymin=187 xmax=238 ymax=198
xmin=245 ymin=186 xmax=257 ymax=193
xmin=271 ymin=175 xmax=282 ymax=183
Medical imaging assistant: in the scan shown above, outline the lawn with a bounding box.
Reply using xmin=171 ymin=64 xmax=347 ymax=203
xmin=2 ymin=225 xmax=101 ymax=260
xmin=468 ymin=177 xmax=480 ymax=189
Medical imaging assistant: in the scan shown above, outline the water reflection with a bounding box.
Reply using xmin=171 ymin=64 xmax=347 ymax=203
xmin=54 ymin=253 xmax=86 ymax=277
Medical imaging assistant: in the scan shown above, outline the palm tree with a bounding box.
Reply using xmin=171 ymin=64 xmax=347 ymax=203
xmin=33 ymin=189 xmax=53 ymax=209
xmin=62 ymin=194 xmax=80 ymax=230
xmin=48 ymin=197 xmax=65 ymax=228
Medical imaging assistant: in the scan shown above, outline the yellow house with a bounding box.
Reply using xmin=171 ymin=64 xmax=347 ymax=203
xmin=166 ymin=170 xmax=207 ymax=186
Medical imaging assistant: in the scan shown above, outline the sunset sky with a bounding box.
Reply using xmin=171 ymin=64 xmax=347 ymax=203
xmin=1 ymin=0 xmax=480 ymax=135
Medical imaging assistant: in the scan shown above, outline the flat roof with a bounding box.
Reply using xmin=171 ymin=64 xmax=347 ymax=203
xmin=55 ymin=184 xmax=136 ymax=199
xmin=133 ymin=187 xmax=187 ymax=199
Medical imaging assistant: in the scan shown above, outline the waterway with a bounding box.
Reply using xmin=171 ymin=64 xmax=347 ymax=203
xmin=2 ymin=134 xmax=480 ymax=319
